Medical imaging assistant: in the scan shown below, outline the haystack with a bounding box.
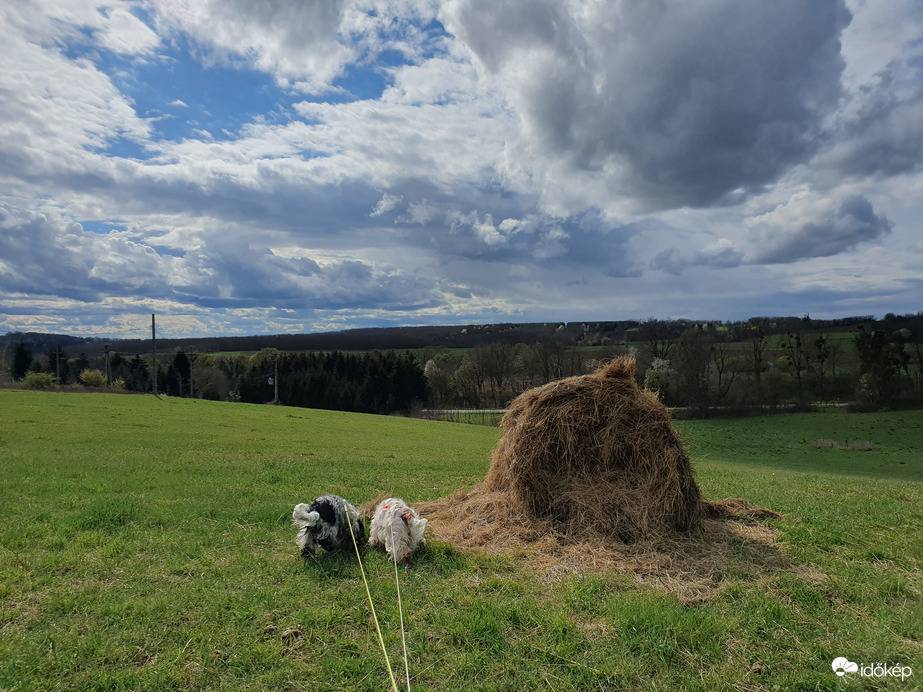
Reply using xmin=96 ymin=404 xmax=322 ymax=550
xmin=421 ymin=357 xmax=704 ymax=546
xmin=486 ymin=356 xmax=702 ymax=540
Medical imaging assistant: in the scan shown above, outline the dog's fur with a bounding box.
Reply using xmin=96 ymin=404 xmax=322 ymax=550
xmin=368 ymin=497 xmax=427 ymax=563
xmin=292 ymin=495 xmax=364 ymax=558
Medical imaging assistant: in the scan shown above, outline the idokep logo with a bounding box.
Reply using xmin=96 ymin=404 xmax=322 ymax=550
xmin=832 ymin=657 xmax=858 ymax=676
xmin=832 ymin=657 xmax=913 ymax=681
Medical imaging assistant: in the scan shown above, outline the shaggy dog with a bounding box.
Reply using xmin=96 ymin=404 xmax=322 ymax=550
xmin=368 ymin=497 xmax=427 ymax=563
xmin=292 ymin=495 xmax=364 ymax=558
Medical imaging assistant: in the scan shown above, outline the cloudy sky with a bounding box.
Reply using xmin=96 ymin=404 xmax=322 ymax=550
xmin=2 ymin=0 xmax=922 ymax=338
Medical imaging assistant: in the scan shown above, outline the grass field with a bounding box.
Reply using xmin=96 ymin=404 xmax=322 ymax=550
xmin=1 ymin=390 xmax=921 ymax=691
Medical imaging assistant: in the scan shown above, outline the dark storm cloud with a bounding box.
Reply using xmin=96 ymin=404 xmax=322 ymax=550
xmin=650 ymin=240 xmax=744 ymax=276
xmin=177 ymin=240 xmax=442 ymax=310
xmin=0 ymin=204 xmax=169 ymax=302
xmin=651 ymin=195 xmax=891 ymax=274
xmin=824 ymin=63 xmax=923 ymax=179
xmin=448 ymin=0 xmax=851 ymax=208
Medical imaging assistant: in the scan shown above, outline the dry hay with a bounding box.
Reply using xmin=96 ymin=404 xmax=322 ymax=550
xmin=417 ymin=485 xmax=795 ymax=603
xmin=416 ymin=356 xmax=788 ymax=602
xmin=484 ymin=356 xmax=703 ymax=541
xmin=417 ymin=486 xmax=794 ymax=603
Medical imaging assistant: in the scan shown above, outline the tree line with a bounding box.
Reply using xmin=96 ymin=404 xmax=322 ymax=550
xmin=424 ymin=315 xmax=923 ymax=413
xmin=4 ymin=313 xmax=923 ymax=416
xmin=2 ymin=344 xmax=428 ymax=416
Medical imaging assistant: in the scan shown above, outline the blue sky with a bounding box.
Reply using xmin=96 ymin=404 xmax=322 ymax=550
xmin=1 ymin=0 xmax=922 ymax=339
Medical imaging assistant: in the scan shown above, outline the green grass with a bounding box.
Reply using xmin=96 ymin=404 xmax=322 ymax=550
xmin=1 ymin=391 xmax=921 ymax=690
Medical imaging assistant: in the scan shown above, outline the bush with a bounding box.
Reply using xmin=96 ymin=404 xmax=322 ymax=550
xmin=22 ymin=372 xmax=58 ymax=389
xmin=78 ymin=369 xmax=108 ymax=388
xmin=643 ymin=358 xmax=676 ymax=403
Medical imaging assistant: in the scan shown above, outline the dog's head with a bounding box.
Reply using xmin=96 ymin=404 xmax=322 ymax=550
xmin=293 ymin=496 xmax=362 ymax=558
xmin=402 ymin=511 xmax=428 ymax=546
xmin=292 ymin=502 xmax=326 ymax=557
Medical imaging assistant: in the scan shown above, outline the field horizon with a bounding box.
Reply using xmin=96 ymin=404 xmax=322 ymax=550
xmin=1 ymin=389 xmax=921 ymax=690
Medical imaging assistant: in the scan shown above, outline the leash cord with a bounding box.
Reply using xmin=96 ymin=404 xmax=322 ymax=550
xmin=390 ymin=522 xmax=411 ymax=691
xmin=347 ymin=516 xmax=399 ymax=692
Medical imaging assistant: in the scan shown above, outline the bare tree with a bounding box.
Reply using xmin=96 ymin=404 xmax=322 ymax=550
xmin=782 ymin=332 xmax=807 ymax=405
xmin=814 ymin=334 xmax=830 ymax=402
xmin=712 ymin=341 xmax=740 ymax=406
xmin=481 ymin=343 xmax=517 ymax=406
xmin=747 ymin=318 xmax=770 ymax=404
xmin=675 ymin=327 xmax=712 ymax=411
xmin=640 ymin=318 xmax=678 ymax=361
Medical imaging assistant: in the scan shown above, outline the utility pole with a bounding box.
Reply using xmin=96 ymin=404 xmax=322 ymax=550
xmin=104 ymin=344 xmax=111 ymax=386
xmin=273 ymin=358 xmax=279 ymax=404
xmin=152 ymin=314 xmax=157 ymax=395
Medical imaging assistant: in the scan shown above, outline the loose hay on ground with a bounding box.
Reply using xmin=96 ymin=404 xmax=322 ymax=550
xmin=418 ymin=489 xmax=790 ymax=603
xmin=417 ymin=356 xmax=788 ymax=602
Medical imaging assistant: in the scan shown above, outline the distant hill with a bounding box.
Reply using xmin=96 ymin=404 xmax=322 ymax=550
xmin=106 ymin=321 xmax=638 ymax=357
xmin=4 ymin=312 xmax=915 ymax=358
xmin=0 ymin=332 xmax=105 ymax=354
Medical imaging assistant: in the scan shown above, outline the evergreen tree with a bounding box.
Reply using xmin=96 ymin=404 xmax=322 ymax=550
xmin=173 ymin=350 xmax=191 ymax=396
xmin=11 ymin=342 xmax=31 ymax=380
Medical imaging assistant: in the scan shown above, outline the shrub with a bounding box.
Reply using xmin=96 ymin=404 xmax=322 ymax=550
xmin=643 ymin=358 xmax=676 ymax=403
xmin=79 ymin=369 xmax=108 ymax=388
xmin=22 ymin=372 xmax=58 ymax=389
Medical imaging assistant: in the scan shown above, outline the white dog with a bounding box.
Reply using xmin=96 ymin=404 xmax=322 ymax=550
xmin=368 ymin=497 xmax=427 ymax=563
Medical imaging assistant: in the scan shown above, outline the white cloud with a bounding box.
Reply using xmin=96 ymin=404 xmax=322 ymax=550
xmin=370 ymin=193 xmax=403 ymax=218
xmin=150 ymin=0 xmax=354 ymax=93
xmin=97 ymin=7 xmax=160 ymax=55
xmin=0 ymin=5 xmax=153 ymax=177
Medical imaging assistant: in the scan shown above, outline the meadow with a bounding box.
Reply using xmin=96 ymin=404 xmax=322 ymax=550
xmin=0 ymin=390 xmax=921 ymax=690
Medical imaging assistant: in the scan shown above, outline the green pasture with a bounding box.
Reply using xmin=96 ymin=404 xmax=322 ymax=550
xmin=1 ymin=390 xmax=921 ymax=690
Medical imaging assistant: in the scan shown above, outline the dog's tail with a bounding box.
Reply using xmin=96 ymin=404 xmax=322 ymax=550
xmin=292 ymin=503 xmax=321 ymax=528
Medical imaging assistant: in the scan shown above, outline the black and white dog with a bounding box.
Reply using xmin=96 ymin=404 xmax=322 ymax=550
xmin=292 ymin=495 xmax=364 ymax=558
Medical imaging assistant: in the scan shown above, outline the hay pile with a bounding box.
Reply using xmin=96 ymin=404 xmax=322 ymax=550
xmin=490 ymin=356 xmax=703 ymax=540
xmin=417 ymin=356 xmax=785 ymax=599
xmin=421 ymin=357 xmax=709 ymax=545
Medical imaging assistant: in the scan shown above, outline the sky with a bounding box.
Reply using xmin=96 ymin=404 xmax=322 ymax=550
xmin=1 ymin=0 xmax=922 ymax=339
